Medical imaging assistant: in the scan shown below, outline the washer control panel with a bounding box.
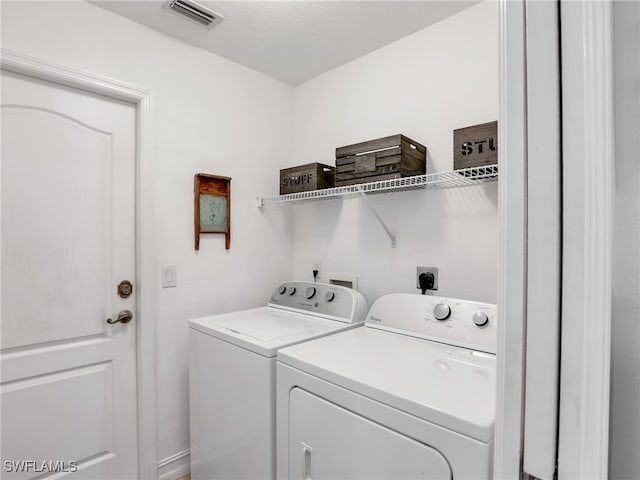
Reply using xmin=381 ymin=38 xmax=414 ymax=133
xmin=366 ymin=294 xmax=497 ymax=354
xmin=269 ymin=281 xmax=367 ymax=324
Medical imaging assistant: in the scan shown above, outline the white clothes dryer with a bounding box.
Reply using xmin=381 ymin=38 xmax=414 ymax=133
xmin=276 ymin=293 xmax=497 ymax=479
xmin=189 ymin=281 xmax=367 ymax=480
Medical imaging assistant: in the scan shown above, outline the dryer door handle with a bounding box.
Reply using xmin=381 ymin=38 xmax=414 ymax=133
xmin=302 ymin=443 xmax=312 ymax=480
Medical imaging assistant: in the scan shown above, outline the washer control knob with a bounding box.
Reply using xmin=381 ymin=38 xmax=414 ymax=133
xmin=304 ymin=287 xmax=316 ymax=299
xmin=433 ymin=303 xmax=451 ymax=321
xmin=287 ymin=286 xmax=296 ymax=295
xmin=325 ymin=291 xmax=335 ymax=302
xmin=473 ymin=312 xmax=489 ymax=327
xmin=278 ymin=285 xmax=287 ymax=295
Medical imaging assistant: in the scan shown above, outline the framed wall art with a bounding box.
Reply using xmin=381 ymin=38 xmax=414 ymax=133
xmin=194 ymin=173 xmax=231 ymax=250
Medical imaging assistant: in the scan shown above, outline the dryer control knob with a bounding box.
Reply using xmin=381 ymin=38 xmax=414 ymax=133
xmin=287 ymin=286 xmax=297 ymax=295
xmin=325 ymin=291 xmax=335 ymax=302
xmin=278 ymin=285 xmax=287 ymax=295
xmin=433 ymin=303 xmax=451 ymax=321
xmin=304 ymin=287 xmax=316 ymax=299
xmin=473 ymin=312 xmax=489 ymax=327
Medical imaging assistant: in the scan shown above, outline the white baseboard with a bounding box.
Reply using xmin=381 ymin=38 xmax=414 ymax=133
xmin=157 ymin=449 xmax=190 ymax=480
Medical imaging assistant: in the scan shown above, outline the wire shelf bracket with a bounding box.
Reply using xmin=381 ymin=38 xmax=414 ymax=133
xmin=354 ymin=185 xmax=397 ymax=248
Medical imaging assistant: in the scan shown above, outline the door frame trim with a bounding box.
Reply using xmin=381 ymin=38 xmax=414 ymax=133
xmin=494 ymin=0 xmax=528 ymax=477
xmin=557 ymin=1 xmax=614 ymax=477
xmin=0 ymin=48 xmax=158 ymax=479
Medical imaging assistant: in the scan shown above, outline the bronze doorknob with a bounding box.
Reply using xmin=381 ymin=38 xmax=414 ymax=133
xmin=107 ymin=310 xmax=133 ymax=325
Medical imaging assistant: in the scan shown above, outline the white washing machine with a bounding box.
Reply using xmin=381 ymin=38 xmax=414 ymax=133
xmin=189 ymin=281 xmax=367 ymax=480
xmin=276 ymin=293 xmax=497 ymax=479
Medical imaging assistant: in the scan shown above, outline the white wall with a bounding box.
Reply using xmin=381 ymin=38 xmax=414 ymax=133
xmin=1 ymin=1 xmax=294 ymax=475
xmin=610 ymin=1 xmax=640 ymax=477
xmin=289 ymin=1 xmax=498 ymax=306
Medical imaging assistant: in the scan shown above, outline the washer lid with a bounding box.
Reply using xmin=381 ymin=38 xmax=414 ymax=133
xmin=278 ymin=327 xmax=496 ymax=443
xmin=189 ymin=307 xmax=358 ymax=357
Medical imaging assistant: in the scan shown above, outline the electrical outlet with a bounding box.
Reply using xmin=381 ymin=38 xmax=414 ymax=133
xmin=416 ymin=266 xmax=438 ymax=291
xmin=312 ymin=261 xmax=322 ymax=281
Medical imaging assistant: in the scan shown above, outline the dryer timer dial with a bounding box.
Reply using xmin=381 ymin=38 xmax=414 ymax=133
xmin=433 ymin=303 xmax=451 ymax=321
xmin=473 ymin=312 xmax=489 ymax=327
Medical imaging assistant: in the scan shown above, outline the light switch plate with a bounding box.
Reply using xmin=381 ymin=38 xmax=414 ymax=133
xmin=162 ymin=265 xmax=177 ymax=288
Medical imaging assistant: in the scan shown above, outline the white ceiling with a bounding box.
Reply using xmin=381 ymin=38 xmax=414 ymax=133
xmin=90 ymin=0 xmax=480 ymax=86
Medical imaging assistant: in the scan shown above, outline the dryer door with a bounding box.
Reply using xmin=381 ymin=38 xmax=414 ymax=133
xmin=288 ymin=388 xmax=452 ymax=479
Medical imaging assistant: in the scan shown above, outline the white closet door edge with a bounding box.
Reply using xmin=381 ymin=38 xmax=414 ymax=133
xmin=522 ymin=1 xmax=561 ymax=478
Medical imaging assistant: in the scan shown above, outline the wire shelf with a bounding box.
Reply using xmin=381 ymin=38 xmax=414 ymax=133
xmin=257 ymin=165 xmax=498 ymax=207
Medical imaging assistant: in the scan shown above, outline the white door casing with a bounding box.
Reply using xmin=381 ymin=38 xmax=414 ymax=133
xmin=494 ymin=0 xmax=528 ymax=477
xmin=0 ymin=50 xmax=158 ymax=479
xmin=558 ymin=1 xmax=614 ymax=477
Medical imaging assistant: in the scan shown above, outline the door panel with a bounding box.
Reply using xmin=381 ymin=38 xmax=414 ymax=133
xmin=288 ymin=388 xmax=452 ymax=479
xmin=2 ymin=105 xmax=111 ymax=348
xmin=1 ymin=362 xmax=114 ymax=479
xmin=1 ymin=71 xmax=137 ymax=479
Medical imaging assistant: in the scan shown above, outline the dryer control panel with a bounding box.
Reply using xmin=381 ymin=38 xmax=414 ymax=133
xmin=269 ymin=281 xmax=367 ymax=324
xmin=366 ymin=294 xmax=497 ymax=354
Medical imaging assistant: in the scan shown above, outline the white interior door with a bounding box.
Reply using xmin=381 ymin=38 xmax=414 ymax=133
xmin=1 ymin=70 xmax=138 ymax=479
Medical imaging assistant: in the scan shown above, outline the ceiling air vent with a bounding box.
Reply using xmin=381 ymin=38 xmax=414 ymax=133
xmin=166 ymin=0 xmax=224 ymax=29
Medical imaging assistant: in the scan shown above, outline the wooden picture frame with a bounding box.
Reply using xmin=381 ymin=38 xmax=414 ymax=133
xmin=194 ymin=173 xmax=231 ymax=250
